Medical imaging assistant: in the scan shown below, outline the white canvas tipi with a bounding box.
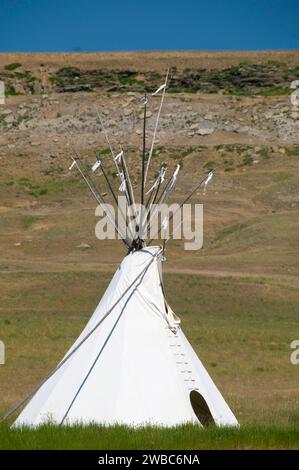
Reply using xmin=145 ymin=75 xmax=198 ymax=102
xmin=13 ymin=246 xmax=238 ymax=427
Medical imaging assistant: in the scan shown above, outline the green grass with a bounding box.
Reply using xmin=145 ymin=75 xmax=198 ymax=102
xmin=214 ymin=222 xmax=249 ymax=242
xmin=258 ymin=87 xmax=290 ymax=97
xmin=18 ymin=177 xmax=48 ymax=197
xmin=256 ymin=147 xmax=271 ymax=159
xmin=4 ymin=63 xmax=22 ymax=71
xmin=48 ymin=76 xmax=65 ymax=85
xmin=17 ymin=175 xmax=84 ymax=197
xmin=0 ymin=423 xmax=298 ymax=450
xmin=148 ymin=71 xmax=162 ymax=81
xmin=20 ymin=215 xmax=43 ymax=230
xmin=285 ymin=145 xmax=299 ymax=157
xmin=99 ymin=147 xmax=111 ymax=156
xmin=118 ymin=76 xmax=143 ymax=86
xmin=215 ymin=144 xmax=252 ymax=154
xmin=204 ymin=161 xmax=216 ymax=171
xmin=1 ymin=144 xmax=299 ymax=449
xmin=169 ymin=87 xmax=198 ymax=94
xmin=170 ymin=147 xmax=194 ymax=160
xmin=1 ymin=269 xmax=299 ymax=429
xmin=16 ymin=151 xmax=30 ymax=158
xmin=167 ymin=145 xmax=207 ymax=162
xmin=257 ymin=175 xmax=299 ymax=210
xmin=14 ymin=71 xmax=37 ymax=82
xmin=241 ymin=154 xmax=254 ymax=166
xmin=5 ymin=85 xmax=20 ymax=97
xmin=226 ymin=87 xmax=290 ymax=97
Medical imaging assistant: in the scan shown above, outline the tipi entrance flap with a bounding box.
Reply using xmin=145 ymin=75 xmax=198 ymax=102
xmin=190 ymin=390 xmax=215 ymax=427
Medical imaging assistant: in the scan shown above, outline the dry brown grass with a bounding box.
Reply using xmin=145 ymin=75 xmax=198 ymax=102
xmin=1 ymin=50 xmax=299 ymax=73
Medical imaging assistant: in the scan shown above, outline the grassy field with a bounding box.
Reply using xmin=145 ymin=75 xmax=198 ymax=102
xmin=1 ymin=162 xmax=299 ymax=449
xmin=1 ymin=423 xmax=299 ymax=450
xmin=1 ymin=51 xmax=299 ymax=449
xmin=1 ymin=270 xmax=299 ymax=434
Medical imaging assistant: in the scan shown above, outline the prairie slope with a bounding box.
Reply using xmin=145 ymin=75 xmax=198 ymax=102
xmin=0 ymin=51 xmax=299 ymax=431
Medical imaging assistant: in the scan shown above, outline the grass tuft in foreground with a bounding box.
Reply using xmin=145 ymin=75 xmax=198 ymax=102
xmin=0 ymin=423 xmax=298 ymax=450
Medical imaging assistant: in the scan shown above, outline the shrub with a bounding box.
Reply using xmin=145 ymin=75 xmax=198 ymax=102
xmin=257 ymin=148 xmax=270 ymax=159
xmin=5 ymin=85 xmax=19 ymax=96
xmin=285 ymin=145 xmax=299 ymax=156
xmin=56 ymin=67 xmax=80 ymax=77
xmin=204 ymin=161 xmax=216 ymax=171
xmin=242 ymin=154 xmax=254 ymax=166
xmin=20 ymin=215 xmax=43 ymax=230
xmin=4 ymin=63 xmax=22 ymax=71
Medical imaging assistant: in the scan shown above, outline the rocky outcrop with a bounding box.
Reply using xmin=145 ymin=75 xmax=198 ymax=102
xmin=9 ymin=62 xmax=296 ymax=96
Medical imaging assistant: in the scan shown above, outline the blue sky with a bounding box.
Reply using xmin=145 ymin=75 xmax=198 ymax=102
xmin=0 ymin=0 xmax=298 ymax=52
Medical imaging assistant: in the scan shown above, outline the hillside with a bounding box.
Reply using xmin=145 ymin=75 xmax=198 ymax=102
xmin=0 ymin=51 xmax=299 ymax=435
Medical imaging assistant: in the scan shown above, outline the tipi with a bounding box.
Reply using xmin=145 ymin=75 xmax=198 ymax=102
xmin=6 ymin=73 xmax=238 ymax=428
xmin=13 ymin=246 xmax=238 ymax=427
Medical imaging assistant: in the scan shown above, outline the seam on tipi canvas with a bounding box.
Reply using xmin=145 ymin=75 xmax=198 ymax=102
xmin=59 ymin=267 xmax=149 ymax=425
